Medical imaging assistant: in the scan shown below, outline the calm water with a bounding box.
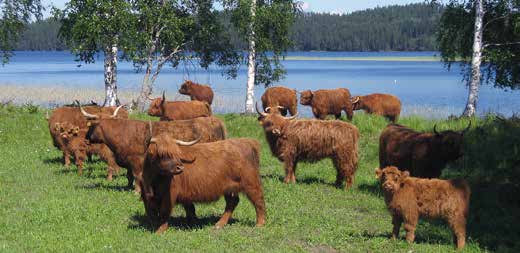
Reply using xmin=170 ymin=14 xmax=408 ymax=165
xmin=1 ymin=51 xmax=519 ymax=117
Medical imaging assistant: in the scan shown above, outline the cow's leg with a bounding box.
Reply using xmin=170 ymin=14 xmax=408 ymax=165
xmin=126 ymin=168 xmax=134 ymax=189
xmin=291 ymin=161 xmax=298 ymax=183
xmin=63 ymin=151 xmax=71 ymax=168
xmin=283 ymin=158 xmax=296 ymax=184
xmin=449 ymin=215 xmax=467 ymax=249
xmin=76 ymin=160 xmax=83 ymax=176
xmin=403 ymin=213 xmax=418 ymax=244
xmin=241 ymin=177 xmax=266 ymax=227
xmin=156 ymin=196 xmax=174 ymax=234
xmin=183 ymin=203 xmax=197 ymax=222
xmin=215 ymin=194 xmax=239 ymax=229
xmin=391 ymin=215 xmax=402 ymax=239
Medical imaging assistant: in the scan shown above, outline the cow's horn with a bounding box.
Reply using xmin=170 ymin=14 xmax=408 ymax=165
xmin=352 ymin=96 xmax=360 ymax=104
xmin=277 ymin=106 xmax=284 ymax=109
xmin=284 ymin=112 xmax=299 ymax=120
xmin=176 ymin=137 xmax=200 ymax=146
xmin=110 ymin=104 xmax=125 ymax=118
xmin=79 ymin=105 xmax=99 ymax=119
xmin=265 ymin=106 xmax=272 ymax=113
xmin=150 ymin=137 xmax=157 ymax=143
xmin=162 ymin=90 xmax=166 ymax=101
xmin=148 ymin=120 xmax=153 ymax=137
xmin=433 ymin=124 xmax=439 ymax=135
xmin=255 ymin=102 xmax=267 ymax=117
xmin=462 ymin=120 xmax=471 ymax=134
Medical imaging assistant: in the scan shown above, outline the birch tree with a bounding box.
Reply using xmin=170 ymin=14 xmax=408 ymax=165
xmin=224 ymin=0 xmax=299 ymax=113
xmin=437 ymin=0 xmax=520 ymax=116
xmin=0 ymin=0 xmax=42 ymax=64
xmin=54 ymin=0 xmax=134 ymax=106
xmin=127 ymin=0 xmax=240 ymax=111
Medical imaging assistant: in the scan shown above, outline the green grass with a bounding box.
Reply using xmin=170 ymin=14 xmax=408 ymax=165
xmin=0 ymin=106 xmax=516 ymax=252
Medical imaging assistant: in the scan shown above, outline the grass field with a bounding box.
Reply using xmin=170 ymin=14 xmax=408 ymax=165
xmin=0 ymin=105 xmax=518 ymax=252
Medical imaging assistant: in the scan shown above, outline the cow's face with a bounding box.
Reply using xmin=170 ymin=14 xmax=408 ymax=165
xmin=435 ymin=130 xmax=465 ymax=160
xmin=256 ymin=103 xmax=297 ymax=136
xmin=57 ymin=122 xmax=80 ymax=140
xmin=375 ymin=166 xmax=409 ymax=193
xmin=85 ymin=121 xmax=104 ymax=144
xmin=178 ymin=81 xmax=192 ymax=95
xmin=147 ymin=98 xmax=164 ymax=117
xmin=351 ymin=96 xmax=362 ymax=110
xmin=146 ymin=134 xmax=198 ymax=176
xmin=299 ymin=90 xmax=313 ymax=105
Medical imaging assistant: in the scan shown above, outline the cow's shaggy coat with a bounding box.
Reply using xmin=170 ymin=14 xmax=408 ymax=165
xmin=178 ymin=80 xmax=214 ymax=105
xmin=261 ymin=86 xmax=298 ymax=116
xmin=352 ymin=93 xmax=401 ymax=122
xmin=300 ymin=88 xmax=353 ymax=120
xmin=148 ymin=93 xmax=212 ymax=121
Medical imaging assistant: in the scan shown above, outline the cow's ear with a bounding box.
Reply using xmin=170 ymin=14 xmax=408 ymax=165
xmin=375 ymin=168 xmax=383 ymax=179
xmin=401 ymin=171 xmax=410 ymax=179
xmin=180 ymin=152 xmax=196 ymax=163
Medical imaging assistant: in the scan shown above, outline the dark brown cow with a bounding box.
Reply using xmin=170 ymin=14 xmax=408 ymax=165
xmin=256 ymin=103 xmax=359 ymax=190
xmin=299 ymin=88 xmax=353 ymax=120
xmin=379 ymin=123 xmax=470 ymax=178
xmin=147 ymin=92 xmax=212 ymax=121
xmin=376 ymin=166 xmax=470 ymax=249
xmin=47 ymin=104 xmax=128 ymax=167
xmin=141 ymin=135 xmax=266 ymax=233
xmin=261 ymin=86 xmax=298 ymax=116
xmin=178 ymin=80 xmax=214 ymax=105
xmin=83 ymin=114 xmax=227 ymax=192
xmin=57 ymin=123 xmax=121 ymax=181
xmin=352 ymin=93 xmax=401 ymax=122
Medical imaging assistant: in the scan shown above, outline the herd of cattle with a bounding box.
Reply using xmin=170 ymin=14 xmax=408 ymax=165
xmin=46 ymin=80 xmax=471 ymax=249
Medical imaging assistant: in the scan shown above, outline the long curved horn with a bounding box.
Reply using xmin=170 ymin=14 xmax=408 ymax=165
xmin=110 ymin=104 xmax=125 ymax=118
xmin=352 ymin=96 xmax=360 ymax=104
xmin=150 ymin=137 xmax=157 ymax=143
xmin=462 ymin=120 xmax=471 ymax=134
xmin=265 ymin=106 xmax=272 ymax=113
xmin=277 ymin=106 xmax=285 ymax=110
xmin=255 ymin=102 xmax=267 ymax=117
xmin=79 ymin=105 xmax=99 ymax=119
xmin=176 ymin=137 xmax=200 ymax=146
xmin=146 ymin=93 xmax=154 ymax=101
xmin=433 ymin=124 xmax=439 ymax=135
xmin=284 ymin=112 xmax=299 ymax=120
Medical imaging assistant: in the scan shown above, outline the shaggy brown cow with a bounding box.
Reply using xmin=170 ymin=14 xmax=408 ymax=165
xmin=299 ymin=88 xmax=353 ymax=120
xmin=57 ymin=122 xmax=121 ymax=180
xmin=148 ymin=92 xmax=212 ymax=121
xmin=352 ymin=93 xmax=401 ymax=122
xmin=376 ymin=166 xmax=470 ymax=249
xmin=48 ymin=104 xmax=128 ymax=167
xmin=261 ymin=86 xmax=298 ymax=116
xmin=256 ymin=103 xmax=359 ymax=190
xmin=83 ymin=114 xmax=227 ymax=192
xmin=178 ymin=80 xmax=214 ymax=105
xmin=379 ymin=123 xmax=470 ymax=178
xmin=141 ymin=134 xmax=266 ymax=233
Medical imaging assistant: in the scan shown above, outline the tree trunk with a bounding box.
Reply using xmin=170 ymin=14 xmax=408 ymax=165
xmin=103 ymin=44 xmax=119 ymax=106
xmin=244 ymin=0 xmax=256 ymax=114
xmin=136 ymin=62 xmax=154 ymax=112
xmin=463 ymin=0 xmax=484 ymax=117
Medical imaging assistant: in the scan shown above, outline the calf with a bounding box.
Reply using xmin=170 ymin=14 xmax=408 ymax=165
xmin=148 ymin=92 xmax=212 ymax=120
xmin=376 ymin=166 xmax=470 ymax=250
xmin=57 ymin=122 xmax=121 ymax=181
xmin=352 ymin=93 xmax=401 ymax=122
xmin=300 ymin=88 xmax=353 ymax=120
xmin=261 ymin=86 xmax=298 ymax=116
xmin=256 ymin=103 xmax=359 ymax=190
xmin=141 ymin=135 xmax=266 ymax=233
xmin=379 ymin=123 xmax=470 ymax=178
xmin=178 ymin=80 xmax=214 ymax=105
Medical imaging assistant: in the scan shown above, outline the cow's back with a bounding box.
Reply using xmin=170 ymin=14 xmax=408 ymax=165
xmin=162 ymin=101 xmax=211 ymax=120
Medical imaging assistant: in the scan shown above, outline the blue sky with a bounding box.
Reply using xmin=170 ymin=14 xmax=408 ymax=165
xmin=43 ymin=0 xmax=424 ymax=15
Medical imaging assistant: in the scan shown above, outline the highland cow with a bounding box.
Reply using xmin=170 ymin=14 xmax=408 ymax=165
xmin=256 ymin=103 xmax=359 ymax=190
xmin=376 ymin=166 xmax=470 ymax=249
xmin=352 ymin=93 xmax=401 ymax=122
xmin=141 ymin=135 xmax=266 ymax=233
xmin=299 ymin=88 xmax=353 ymax=120
xmin=261 ymin=86 xmax=298 ymax=116
xmin=82 ymin=111 xmax=227 ymax=192
xmin=379 ymin=123 xmax=470 ymax=178
xmin=147 ymin=92 xmax=212 ymax=121
xmin=178 ymin=80 xmax=214 ymax=105
xmin=47 ymin=104 xmax=128 ymax=167
xmin=57 ymin=122 xmax=121 ymax=181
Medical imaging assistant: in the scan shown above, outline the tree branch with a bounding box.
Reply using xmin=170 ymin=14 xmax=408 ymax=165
xmin=484 ymin=41 xmax=520 ymax=48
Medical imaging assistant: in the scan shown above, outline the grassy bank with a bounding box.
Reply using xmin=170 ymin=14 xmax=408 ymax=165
xmin=0 ymin=106 xmax=518 ymax=252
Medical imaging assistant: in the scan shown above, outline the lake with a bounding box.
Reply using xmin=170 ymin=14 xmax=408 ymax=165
xmin=1 ymin=51 xmax=519 ymax=118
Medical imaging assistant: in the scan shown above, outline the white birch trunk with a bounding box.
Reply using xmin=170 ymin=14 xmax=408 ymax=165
xmin=103 ymin=44 xmax=119 ymax=106
xmin=463 ymin=0 xmax=484 ymax=117
xmin=245 ymin=0 xmax=256 ymax=114
xmin=136 ymin=60 xmax=154 ymax=112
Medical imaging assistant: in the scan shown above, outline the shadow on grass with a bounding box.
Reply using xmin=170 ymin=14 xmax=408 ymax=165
xmin=128 ymin=213 xmax=239 ymax=232
xmin=261 ymin=173 xmax=337 ymax=188
xmin=357 ymin=181 xmax=382 ymax=196
xmin=79 ymin=182 xmax=130 ymax=192
xmin=43 ymin=156 xmax=63 ymax=164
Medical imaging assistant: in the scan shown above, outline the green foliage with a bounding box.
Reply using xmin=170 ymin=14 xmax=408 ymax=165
xmin=0 ymin=0 xmax=42 ymax=63
xmin=1 ymin=108 xmax=519 ymax=252
xmin=438 ymin=0 xmax=520 ymax=89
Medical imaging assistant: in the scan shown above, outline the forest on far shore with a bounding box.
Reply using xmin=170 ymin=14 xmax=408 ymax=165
xmin=16 ymin=3 xmax=443 ymax=52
